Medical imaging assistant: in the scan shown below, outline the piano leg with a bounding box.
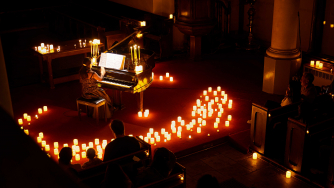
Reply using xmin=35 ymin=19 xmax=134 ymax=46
xmin=136 ymin=92 xmax=143 ymax=112
xmin=112 ymin=90 xmax=125 ymax=110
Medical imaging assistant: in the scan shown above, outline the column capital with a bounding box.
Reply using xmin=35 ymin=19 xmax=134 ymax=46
xmin=266 ymin=47 xmax=300 ymax=59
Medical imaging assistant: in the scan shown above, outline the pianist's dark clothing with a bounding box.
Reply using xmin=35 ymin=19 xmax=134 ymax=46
xmin=103 ymin=136 xmax=140 ymax=162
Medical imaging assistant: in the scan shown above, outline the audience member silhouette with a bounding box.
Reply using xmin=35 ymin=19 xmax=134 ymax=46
xmin=103 ymin=119 xmax=140 ymax=162
xmin=281 ymin=79 xmax=301 ymax=106
xmin=101 ymin=163 xmax=133 ymax=188
xmin=58 ymin=147 xmax=82 ymax=180
xmin=297 ymin=72 xmax=317 ymax=123
xmin=82 ymin=148 xmax=103 ymax=169
xmin=135 ymin=147 xmax=176 ymax=186
xmin=196 ymin=174 xmax=220 ymax=188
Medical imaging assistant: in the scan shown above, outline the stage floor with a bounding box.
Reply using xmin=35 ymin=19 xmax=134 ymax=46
xmin=10 ymin=50 xmax=284 ymax=164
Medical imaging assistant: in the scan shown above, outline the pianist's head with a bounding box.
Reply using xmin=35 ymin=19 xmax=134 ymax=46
xmin=79 ymin=57 xmax=92 ymax=79
xmin=110 ymin=119 xmax=125 ymax=137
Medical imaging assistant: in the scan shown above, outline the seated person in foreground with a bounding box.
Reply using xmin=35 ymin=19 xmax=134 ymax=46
xmin=58 ymin=147 xmax=82 ymax=180
xmin=79 ymin=57 xmax=113 ymax=118
xmin=197 ymin=174 xmax=220 ymax=188
xmin=135 ymin=147 xmax=176 ymax=187
xmin=82 ymin=148 xmax=103 ymax=169
xmin=101 ymin=163 xmax=133 ymax=188
xmin=103 ymin=119 xmax=140 ymax=162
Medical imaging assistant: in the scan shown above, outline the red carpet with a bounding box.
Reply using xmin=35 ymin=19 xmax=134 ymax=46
xmin=11 ymin=51 xmax=283 ymax=164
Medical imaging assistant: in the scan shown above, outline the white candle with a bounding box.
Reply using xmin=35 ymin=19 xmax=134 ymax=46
xmin=316 ymin=61 xmax=320 ymax=67
xmin=45 ymin=145 xmax=50 ymax=151
xmin=141 ymin=21 xmax=146 ymax=27
xmin=39 ymin=132 xmax=44 ymax=138
xmin=216 ymin=118 xmax=220 ymax=123
xmin=213 ymin=91 xmax=217 ymax=96
xmin=319 ymin=63 xmax=323 ymax=69
xmin=88 ymin=142 xmax=93 ymax=148
xmin=41 ymin=43 xmax=44 ymax=47
xmin=54 ymin=142 xmax=58 ymax=149
xmin=82 ymin=144 xmax=86 ymax=150
xmin=64 ymin=143 xmax=69 ymax=147
xmin=166 ymin=72 xmax=169 ymax=77
xmin=177 ymin=116 xmax=182 ymax=122
xmin=42 ymin=141 xmax=46 ymax=147
xmin=144 ymin=137 xmax=149 ymax=143
xmin=192 ymin=111 xmax=196 ymax=117
xmin=172 ymin=127 xmax=177 ymax=133
xmin=18 ymin=119 xmax=23 ymax=125
xmin=154 ymin=132 xmax=159 ymax=137
xmin=43 ymin=106 xmax=48 ymax=111
xmin=196 ymin=99 xmax=201 ymax=107
xmin=228 ymin=115 xmax=232 ymax=121
xmin=186 ymin=124 xmax=191 ymax=130
xmin=150 ymin=138 xmax=155 ymax=144
xmin=203 ymin=90 xmax=207 ymax=95
xmin=95 ymin=138 xmax=99 ymax=145
xmin=38 ymin=108 xmax=43 ymax=114
xmin=189 ymin=135 xmax=191 ymax=138
xmin=75 ymin=146 xmax=80 ymax=152
xmin=214 ymin=122 xmax=218 ymax=128
xmin=139 ymin=135 xmax=144 ymax=140
xmin=217 ymin=86 xmax=221 ymax=91
xmin=144 ymin=111 xmax=149 ymax=117
xmin=171 ymin=121 xmax=176 ymax=126
xmin=169 ymin=14 xmax=173 ymax=19
xmin=208 ymin=87 xmax=212 ymax=92
xmin=82 ymin=152 xmax=86 ymax=158
xmin=177 ymin=131 xmax=181 ymax=138
xmin=253 ymin=153 xmax=257 ymax=159
xmin=73 ymin=139 xmax=78 ymax=145
xmin=215 ymin=97 xmax=219 ymax=102
xmin=147 ymin=133 xmax=151 ymax=139
xmin=310 ymin=60 xmax=314 ymax=67
xmin=178 ymin=126 xmax=182 ymax=132
xmin=138 ymin=111 xmax=142 ymax=117
xmin=225 ymin=121 xmax=229 ymax=127
xmin=149 ymin=128 xmax=154 ymax=134
xmin=75 ymin=154 xmax=80 ymax=161
xmin=167 ymin=134 xmax=171 ymax=141
xmin=221 ymin=91 xmax=225 ymax=96
xmin=205 ymin=96 xmax=209 ymax=101
xmin=27 ymin=116 xmax=31 ymax=122
xmin=197 ymin=127 xmax=201 ymax=133
xmin=202 ymin=120 xmax=206 ymax=126
xmin=35 ymin=115 xmax=38 ymax=119
xmin=160 ymin=76 xmax=163 ymax=80
xmin=170 ymin=77 xmax=173 ymax=82
xmin=156 ymin=136 xmax=160 ymax=142
xmin=229 ymin=99 xmax=233 ymax=104
xmin=228 ymin=104 xmax=232 ymax=109
xmin=54 ymin=149 xmax=59 ymax=155
xmin=218 ymin=112 xmax=222 ymax=117
xmin=161 ymin=128 xmax=165 ymax=134
xmin=286 ymin=171 xmax=291 ymax=178
xmin=98 ymin=153 xmax=103 ymax=159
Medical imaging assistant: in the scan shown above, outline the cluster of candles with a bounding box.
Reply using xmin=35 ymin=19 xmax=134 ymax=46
xmin=18 ymin=106 xmax=48 ymax=129
xmin=155 ymin=72 xmax=173 ymax=82
xmin=35 ymin=43 xmax=60 ymax=54
xmin=310 ymin=60 xmax=324 ymax=69
xmin=137 ymin=86 xmax=233 ymax=146
xmin=78 ymin=39 xmax=87 ymax=48
xmin=138 ymin=109 xmax=150 ymax=117
xmin=130 ymin=45 xmax=141 ymax=64
xmin=140 ymin=21 xmax=146 ymax=27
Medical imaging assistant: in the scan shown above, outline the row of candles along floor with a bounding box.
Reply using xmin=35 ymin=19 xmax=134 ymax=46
xmin=252 ymin=153 xmax=293 ymax=179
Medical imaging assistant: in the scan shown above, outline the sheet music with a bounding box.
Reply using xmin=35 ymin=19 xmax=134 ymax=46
xmin=99 ymin=53 xmax=125 ymax=70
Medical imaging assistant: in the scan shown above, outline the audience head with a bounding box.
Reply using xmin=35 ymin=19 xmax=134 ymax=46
xmin=301 ymin=72 xmax=314 ymax=88
xmin=196 ymin=174 xmax=219 ymax=188
xmin=59 ymin=147 xmax=73 ymax=165
xmin=86 ymin=148 xmax=97 ymax=160
xmin=79 ymin=57 xmax=92 ymax=79
xmin=110 ymin=119 xmax=125 ymax=137
xmin=102 ymin=163 xmax=132 ymax=188
xmin=151 ymin=147 xmax=176 ymax=177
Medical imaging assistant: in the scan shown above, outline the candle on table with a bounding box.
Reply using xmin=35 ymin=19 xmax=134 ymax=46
xmin=154 ymin=132 xmax=159 ymax=138
xmin=215 ymin=97 xmax=219 ymax=102
xmin=95 ymin=139 xmax=99 ymax=145
xmin=141 ymin=21 xmax=146 ymax=27
xmin=192 ymin=111 xmax=196 ymax=117
xmin=172 ymin=127 xmax=176 ymax=133
xmin=229 ymin=100 xmax=233 ymax=104
xmin=253 ymin=153 xmax=257 ymax=159
xmin=88 ymin=142 xmax=93 ymax=148
xmin=205 ymin=96 xmax=209 ymax=101
xmin=228 ymin=115 xmax=232 ymax=121
xmin=39 ymin=132 xmax=44 ymax=138
xmin=196 ymin=99 xmax=201 ymax=107
xmin=177 ymin=116 xmax=182 ymax=122
xmin=216 ymin=118 xmax=220 ymax=123
xmin=149 ymin=128 xmax=154 ymax=134
xmin=202 ymin=120 xmax=206 ymax=126
xmin=214 ymin=122 xmax=218 ymax=128
xmin=218 ymin=112 xmax=222 ymax=117
xmin=178 ymin=126 xmax=182 ymax=132
xmin=73 ymin=139 xmax=78 ymax=145
xmin=167 ymin=134 xmax=171 ymax=141
xmin=164 ymin=132 xmax=168 ymax=138
xmin=18 ymin=119 xmax=23 ymax=125
xmin=156 ymin=136 xmax=160 ymax=142
xmin=75 ymin=146 xmax=80 ymax=152
xmin=220 ymin=108 xmax=224 ymax=113
xmin=161 ymin=128 xmax=165 ymax=135
xmin=186 ymin=124 xmax=191 ymax=130
xmin=144 ymin=111 xmax=149 ymax=117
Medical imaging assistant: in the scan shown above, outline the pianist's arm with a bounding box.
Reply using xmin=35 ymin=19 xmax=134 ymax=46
xmin=92 ymin=67 xmax=105 ymax=81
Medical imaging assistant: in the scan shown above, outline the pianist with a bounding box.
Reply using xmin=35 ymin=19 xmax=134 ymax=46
xmin=79 ymin=57 xmax=113 ymax=118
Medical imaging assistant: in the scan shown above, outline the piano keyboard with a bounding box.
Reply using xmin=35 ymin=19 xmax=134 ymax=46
xmin=99 ymin=80 xmax=132 ymax=88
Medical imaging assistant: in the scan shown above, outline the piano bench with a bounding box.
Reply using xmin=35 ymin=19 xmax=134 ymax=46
xmin=76 ymin=97 xmax=107 ymax=124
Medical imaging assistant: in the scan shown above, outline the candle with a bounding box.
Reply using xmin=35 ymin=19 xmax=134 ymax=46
xmin=197 ymin=127 xmax=201 ymax=133
xmin=215 ymin=97 xmax=219 ymax=102
xmin=18 ymin=119 xmax=23 ymax=125
xmin=75 ymin=146 xmax=80 ymax=152
xmin=169 ymin=14 xmax=173 ymax=19
xmin=228 ymin=115 xmax=232 ymax=121
xmin=167 ymin=134 xmax=171 ymax=141
xmin=139 ymin=135 xmax=144 ymax=140
xmin=213 ymin=91 xmax=217 ymax=96
xmin=138 ymin=46 xmax=140 ymax=61
xmin=316 ymin=61 xmax=320 ymax=67
xmin=130 ymin=47 xmax=133 ymax=62
xmin=286 ymin=171 xmax=291 ymax=178
xmin=178 ymin=126 xmax=182 ymax=132
xmin=27 ymin=116 xmax=31 ymax=122
xmin=154 ymin=132 xmax=159 ymax=137
xmin=141 ymin=21 xmax=146 ymax=27
xmin=144 ymin=111 xmax=149 ymax=117
xmin=54 ymin=149 xmax=59 ymax=155
xmin=177 ymin=116 xmax=182 ymax=122
xmin=319 ymin=63 xmax=323 ymax=69
xmin=43 ymin=106 xmax=48 ymax=112
xmin=160 ymin=76 xmax=163 ymax=80
xmin=53 ymin=142 xmax=58 ymax=149
xmin=189 ymin=135 xmax=191 ymax=138
xmin=24 ymin=129 xmax=29 ymax=135
xmin=208 ymin=87 xmax=212 ymax=92
xmin=75 ymin=154 xmax=80 ymax=161
xmin=82 ymin=144 xmax=86 ymax=151
xmin=203 ymin=112 xmax=207 ymax=119
xmin=95 ymin=138 xmax=99 ymax=145
xmin=42 ymin=141 xmax=46 ymax=147
xmin=170 ymin=77 xmax=173 ymax=82
xmin=192 ymin=119 xmax=196 ymax=125
xmin=225 ymin=121 xmax=229 ymax=127
xmin=220 ymin=108 xmax=224 ymax=113
xmin=186 ymin=124 xmax=191 ymax=130
xmin=228 ymin=103 xmax=232 ymax=109
xmin=149 ymin=128 xmax=154 ymax=134
xmin=171 ymin=121 xmax=176 ymax=126
xmin=88 ymin=142 xmax=93 ymax=148
xmin=156 ymin=136 xmax=160 ymax=142
xmin=144 ymin=137 xmax=148 ymax=143
xmin=214 ymin=122 xmax=218 ymax=128
xmin=82 ymin=151 xmax=86 ymax=158
xmin=216 ymin=118 xmax=220 ymax=123
xmin=37 ymin=108 xmax=42 ymax=114
xmin=64 ymin=143 xmax=69 ymax=147
xmin=147 ymin=133 xmax=151 ymax=139
xmin=196 ymin=99 xmax=201 ymax=107
xmin=172 ymin=127 xmax=176 ymax=133
xmin=202 ymin=120 xmax=206 ymax=126
xmin=203 ymin=90 xmax=207 ymax=95
xmin=41 ymin=43 xmax=44 ymax=47
xmin=98 ymin=153 xmax=103 ymax=159
xmin=73 ymin=139 xmax=78 ymax=145
xmin=229 ymin=100 xmax=233 ymax=104
xmin=177 ymin=131 xmax=181 ymax=138
xmin=138 ymin=111 xmax=142 ymax=117
xmin=161 ymin=128 xmax=165 ymax=134
xmin=96 ymin=145 xmax=101 ymax=151
xmin=39 ymin=132 xmax=43 ymax=138
xmin=45 ymin=145 xmax=50 ymax=151
xmin=205 ymin=96 xmax=209 ymax=101
xmin=150 ymin=138 xmax=155 ymax=144
xmin=217 ymin=86 xmax=221 ymax=91
xmin=218 ymin=112 xmax=222 ymax=117
xmin=192 ymin=111 xmax=196 ymax=117
xmin=134 ymin=45 xmax=137 ymax=62
xmin=180 ymin=120 xmax=185 ymax=126
xmin=253 ymin=153 xmax=257 ymax=159
xmin=35 ymin=115 xmax=38 ymax=119
xmin=310 ymin=60 xmax=314 ymax=67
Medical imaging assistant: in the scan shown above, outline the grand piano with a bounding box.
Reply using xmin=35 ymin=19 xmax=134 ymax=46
xmin=92 ymin=29 xmax=155 ymax=112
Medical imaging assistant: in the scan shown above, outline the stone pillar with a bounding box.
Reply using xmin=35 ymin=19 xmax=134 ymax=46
xmin=263 ymin=0 xmax=301 ymax=95
xmin=0 ymin=36 xmax=14 ymax=117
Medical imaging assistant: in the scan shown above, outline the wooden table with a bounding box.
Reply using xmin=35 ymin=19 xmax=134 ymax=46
xmin=33 ymin=39 xmax=104 ymax=89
